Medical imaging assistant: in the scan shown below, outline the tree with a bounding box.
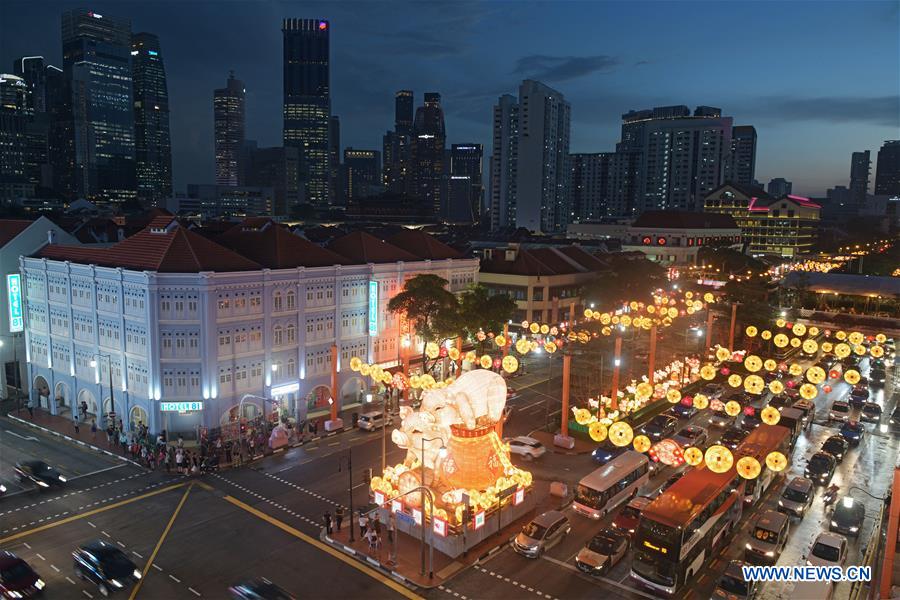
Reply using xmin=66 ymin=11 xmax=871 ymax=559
xmin=458 ymin=284 xmax=517 ymax=347
xmin=581 ymin=256 xmax=666 ymax=307
xmin=388 ymin=274 xmax=462 ymax=371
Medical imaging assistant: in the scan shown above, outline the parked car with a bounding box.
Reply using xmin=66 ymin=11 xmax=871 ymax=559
xmin=73 ymin=540 xmax=141 ymax=596
xmin=513 ymin=511 xmax=571 ymax=558
xmin=713 ymin=560 xmax=758 ymax=600
xmin=702 ymin=383 xmax=725 ymax=399
xmin=506 ymin=436 xmax=547 ymax=461
xmin=15 ymin=461 xmax=66 ymax=489
xmin=612 ymin=496 xmax=652 ymax=535
xmin=745 ymin=510 xmax=790 ymax=565
xmin=861 ymin=402 xmax=882 ymax=423
xmin=707 ymin=408 xmax=735 ymax=429
xmin=720 ymin=426 xmax=749 ymax=450
xmin=671 ymin=425 xmax=708 ymax=448
xmin=778 ymin=477 xmax=814 ymax=518
xmin=820 ymin=435 xmax=849 ymax=463
xmin=804 ymin=452 xmax=836 ymax=485
xmin=849 ymin=384 xmax=869 ymax=407
xmin=640 ymin=414 xmax=678 ymax=441
xmin=668 ymin=403 xmax=697 ymax=420
xmin=0 ymin=551 xmax=44 ymax=599
xmin=806 ymin=532 xmax=848 ymax=567
xmin=591 ymin=441 xmax=628 ymax=465
xmin=357 ymin=411 xmax=392 ymax=431
xmin=574 ymin=528 xmax=630 ymax=575
xmin=828 ymin=401 xmax=851 ymax=422
xmin=830 ymin=496 xmax=865 ymax=537
xmin=839 ymin=421 xmax=865 ymax=446
xmin=229 ymin=577 xmax=297 ymax=600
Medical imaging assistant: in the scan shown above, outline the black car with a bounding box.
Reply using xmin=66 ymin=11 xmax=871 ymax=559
xmin=861 ymin=402 xmax=882 ymax=423
xmin=720 ymin=426 xmax=749 ymax=450
xmin=849 ymin=385 xmax=869 ymax=407
xmin=668 ymin=403 xmax=697 ymax=420
xmin=768 ymin=395 xmax=794 ymax=412
xmin=640 ymin=414 xmax=678 ymax=441
xmin=842 ymin=355 xmax=861 ymax=368
xmin=229 ymin=577 xmax=296 ymax=600
xmin=821 ymin=435 xmax=849 ymax=462
xmin=73 ymin=540 xmax=140 ymax=596
xmin=740 ymin=410 xmax=763 ymax=431
xmin=871 ymin=365 xmax=887 ymax=386
xmin=592 ymin=441 xmax=628 ymax=465
xmin=15 ymin=460 xmax=67 ymax=489
xmin=574 ymin=528 xmax=630 ymax=576
xmin=804 ymin=452 xmax=837 ymax=485
xmin=830 ymin=497 xmax=865 ymax=537
xmin=0 ymin=551 xmax=44 ymax=598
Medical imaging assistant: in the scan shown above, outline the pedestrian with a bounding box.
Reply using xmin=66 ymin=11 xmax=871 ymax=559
xmin=26 ymin=397 xmax=34 ymax=419
xmin=175 ymin=448 xmax=184 ymax=474
xmin=365 ymin=526 xmax=379 ymax=557
xmin=224 ymin=443 xmax=232 ymax=466
xmin=335 ymin=505 xmax=345 ymax=532
xmin=73 ymin=411 xmax=80 ymax=434
xmin=248 ymin=436 xmax=255 ymax=458
xmin=140 ymin=444 xmax=148 ymax=465
xmin=106 ymin=424 xmax=114 ymax=446
xmin=323 ymin=510 xmax=333 ymax=535
xmin=119 ymin=429 xmax=127 ymax=453
xmin=358 ymin=511 xmax=368 ymax=538
xmin=387 ymin=512 xmax=397 ymax=565
xmin=177 ymin=435 xmax=184 ymax=449
xmin=80 ymin=400 xmax=87 ymax=419
xmin=90 ymin=418 xmax=97 ymax=440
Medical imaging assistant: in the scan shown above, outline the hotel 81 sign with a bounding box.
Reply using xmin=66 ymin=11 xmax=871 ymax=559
xmin=368 ymin=280 xmax=378 ymax=336
xmin=6 ymin=274 xmax=23 ymax=333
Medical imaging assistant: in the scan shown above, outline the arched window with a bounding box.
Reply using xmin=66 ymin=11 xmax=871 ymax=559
xmin=273 ymin=291 xmax=283 ymax=311
xmin=286 ymin=290 xmax=296 ymax=310
xmin=273 ymin=325 xmax=283 ymax=346
xmin=286 ymin=324 xmax=296 ymax=344
xmin=287 ymin=358 xmax=296 ymax=377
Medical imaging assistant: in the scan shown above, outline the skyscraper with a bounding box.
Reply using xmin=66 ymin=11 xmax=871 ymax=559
xmin=62 ymin=8 xmax=136 ymax=204
xmin=329 ymin=115 xmax=341 ymax=204
xmin=283 ymin=18 xmax=331 ymax=206
xmin=410 ymin=92 xmax=446 ymax=215
xmin=131 ymin=32 xmax=172 ymax=206
xmin=874 ymin=140 xmax=900 ymax=196
xmin=383 ymin=90 xmax=414 ymax=195
xmin=43 ymin=64 xmax=74 ymax=198
xmin=725 ymin=125 xmax=757 ymax=186
xmin=0 ymin=73 xmax=47 ymax=199
xmin=213 ymin=72 xmax=245 ymax=186
xmin=244 ymin=146 xmax=301 ymax=217
xmin=442 ymin=143 xmax=483 ymax=223
xmin=13 ymin=56 xmax=46 ymax=113
xmin=489 ymin=94 xmax=518 ymax=230
xmin=343 ymin=148 xmax=381 ymax=202
xmin=569 ymin=153 xmax=613 ymax=222
xmin=767 ymin=178 xmax=792 ymax=198
xmin=515 ymin=80 xmax=571 ymax=233
xmin=849 ymin=150 xmax=870 ymax=205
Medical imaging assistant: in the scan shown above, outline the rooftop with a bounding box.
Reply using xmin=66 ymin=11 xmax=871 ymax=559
xmin=326 ymin=230 xmax=420 ymax=263
xmin=480 ymin=245 xmax=609 ymax=277
xmin=631 ymin=210 xmax=739 ymax=230
xmin=216 ymin=219 xmax=351 ymax=268
xmin=0 ymin=220 xmax=34 ymax=248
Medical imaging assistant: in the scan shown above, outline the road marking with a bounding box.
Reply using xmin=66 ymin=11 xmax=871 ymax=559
xmin=5 ymin=429 xmax=38 ymax=441
xmin=132 ymin=551 xmax=143 ymax=558
xmin=328 ymin=441 xmax=340 ymax=446
xmin=66 ymin=576 xmax=76 ymax=584
xmin=169 ymin=574 xmax=181 ymax=583
xmin=222 ymin=494 xmax=422 ymax=600
xmin=128 ymin=483 xmax=194 ymax=600
xmin=23 ymin=542 xmax=30 ymax=549
xmin=82 ymin=590 xmax=94 ymax=598
xmin=68 ymin=463 xmax=128 ymax=481
xmin=540 ymin=555 xmax=657 ymax=599
xmin=152 ymin=564 xmax=163 ymax=571
xmin=0 ymin=482 xmax=188 ymax=545
xmin=188 ymin=587 xmax=201 ymax=597
xmin=35 ymin=553 xmax=45 ymax=560
xmin=101 ymin=530 xmax=111 ymax=538
xmin=50 ymin=564 xmax=60 ymax=572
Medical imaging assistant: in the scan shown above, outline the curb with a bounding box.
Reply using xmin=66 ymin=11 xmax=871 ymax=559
xmin=7 ymin=414 xmax=146 ymax=469
xmin=215 ymin=426 xmax=356 ymax=471
xmin=321 ymin=532 xmax=425 ymax=590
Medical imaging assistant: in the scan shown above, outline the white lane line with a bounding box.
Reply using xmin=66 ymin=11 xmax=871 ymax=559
xmin=188 ymin=587 xmax=202 ymax=597
xmin=169 ymin=574 xmax=181 ymax=583
xmin=541 ymin=554 xmax=656 ymax=599
xmin=50 ymin=564 xmax=60 ymax=572
xmin=82 ymin=590 xmax=94 ymax=598
xmin=66 ymin=576 xmax=76 ymax=584
xmin=132 ymin=551 xmax=143 ymax=558
xmin=101 ymin=530 xmax=111 ymax=538
xmin=87 ymin=521 xmax=96 ymax=528
xmin=23 ymin=542 xmax=31 ymax=549
xmin=68 ymin=463 xmax=128 ymax=481
xmin=35 ymin=553 xmax=45 ymax=561
xmin=152 ymin=564 xmax=163 ymax=571
xmin=116 ymin=541 xmax=126 ymax=548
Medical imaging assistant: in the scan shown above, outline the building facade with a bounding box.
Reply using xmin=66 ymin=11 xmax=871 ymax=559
xmin=442 ymin=143 xmax=483 ymax=223
xmin=213 ymin=72 xmax=245 ymax=186
xmin=704 ymin=183 xmax=820 ymax=256
xmin=410 ymin=92 xmax=446 ymax=215
xmin=489 ymin=94 xmax=518 ymax=230
xmin=169 ymin=184 xmax=274 ymax=219
xmin=382 ymin=90 xmax=414 ymax=196
xmin=725 ymin=125 xmax=757 ymax=187
xmin=767 ymin=178 xmax=792 ymax=198
xmin=849 ymin=150 xmax=871 ymax=206
xmin=0 ymin=73 xmax=48 ymax=200
xmin=342 ymin=148 xmax=381 ymax=202
xmin=623 ymin=211 xmax=742 ymax=265
xmin=282 ymin=18 xmax=331 ymax=207
xmin=569 ymin=153 xmax=613 ymax=222
xmin=21 ymin=216 xmax=478 ymax=436
xmin=131 ymin=32 xmax=172 ymax=207
xmin=244 ymin=146 xmax=302 ymax=217
xmin=875 ymin=140 xmax=900 ymax=196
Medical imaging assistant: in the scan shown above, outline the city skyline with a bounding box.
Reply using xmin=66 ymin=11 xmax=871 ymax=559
xmin=1 ymin=0 xmax=898 ymax=197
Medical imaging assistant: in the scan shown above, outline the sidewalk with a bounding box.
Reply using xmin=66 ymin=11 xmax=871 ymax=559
xmin=6 ymin=407 xmax=144 ymax=468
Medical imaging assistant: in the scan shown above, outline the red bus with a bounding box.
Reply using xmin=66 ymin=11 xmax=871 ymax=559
xmin=735 ymin=424 xmax=791 ymax=506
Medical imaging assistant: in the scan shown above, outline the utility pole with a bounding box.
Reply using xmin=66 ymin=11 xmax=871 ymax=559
xmin=338 ymin=450 xmax=354 ymax=542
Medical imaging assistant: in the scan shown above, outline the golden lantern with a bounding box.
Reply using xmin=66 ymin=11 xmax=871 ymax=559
xmin=420 ymin=374 xmax=436 ymax=388
xmin=521 ymin=320 xmax=530 ymax=329
xmin=700 ymin=364 xmax=717 ymax=381
xmin=761 ymin=406 xmax=781 ymax=426
xmin=609 ymin=422 xmax=634 ymax=447
xmin=789 ymin=337 xmax=801 ymax=348
xmin=620 ymin=315 xmax=632 ymax=327
xmin=370 ymin=365 xmax=384 ymax=381
xmin=802 ymin=339 xmax=818 ymax=354
xmin=835 ymin=330 xmax=847 ymax=341
xmin=684 ymin=446 xmax=703 ymax=466
xmin=870 ymin=345 xmax=884 ymax=358
xmin=544 ymin=342 xmax=557 ymax=354
xmin=448 ymin=347 xmax=461 ymax=361
xmin=667 ymin=307 xmax=678 ymax=319
xmin=464 ymin=350 xmax=478 ymax=363
xmin=704 ymin=445 xmax=734 ymax=473
xmin=744 ymin=355 xmax=763 ymax=372
xmin=808 ymin=326 xmax=820 ymax=337
xmin=821 ymin=341 xmax=834 ymax=353
xmin=761 ymin=330 xmax=772 ymax=340
xmin=574 ymin=408 xmax=593 ymax=425
xmin=479 ymin=355 xmax=493 ymax=369
xmin=425 ymin=342 xmax=441 ymax=359
xmin=765 ymin=451 xmax=788 ymax=472
xmin=601 ymin=326 xmax=612 ymax=337
xmin=768 ymin=379 xmax=784 ymax=395
xmin=359 ymin=363 xmax=372 ymax=377
xmin=876 ymin=333 xmax=887 ymax=344
xmin=834 ymin=343 xmax=851 ymax=358
xmin=727 ymin=374 xmax=743 ymax=388
xmin=685 ymin=291 xmax=694 ymax=300
xmin=636 ymin=382 xmax=654 ymax=399
xmin=763 ymin=358 xmax=777 ymax=372
xmin=704 ymin=292 xmax=715 ymax=303
xmin=583 ymin=309 xmax=593 ymax=318
xmin=540 ymin=324 xmax=550 ymax=335
xmin=529 ymin=322 xmax=540 ymax=334
xmin=502 ymin=355 xmax=519 ymax=374
xmin=789 ymin=363 xmax=804 ymax=376
xmin=853 ymin=344 xmax=866 ymax=356
xmin=633 ymin=435 xmax=651 ymax=453
xmin=744 ymin=375 xmax=765 ymax=395
xmin=848 ymin=331 xmax=864 ymax=345
xmin=773 ymin=333 xmax=789 ymax=348
xmin=646 ymin=305 xmax=656 ymax=314
xmin=724 ymin=400 xmax=741 ymax=417
xmin=600 ymin=313 xmax=611 ymax=325
xmin=792 ymin=323 xmax=807 ymax=337
xmin=736 ymin=456 xmax=762 ymax=480
xmin=592 ymin=311 xmax=602 ymax=321
xmin=844 ymin=369 xmax=861 ymax=385
xmin=589 ymin=422 xmax=608 ymax=443
xmin=630 ymin=300 xmax=640 ymax=310
xmin=806 ymin=366 xmax=826 ymax=385
xmin=693 ymin=300 xmax=703 ymax=311
xmin=349 ymin=356 xmax=363 ymax=372
xmin=799 ymin=383 xmax=818 ymax=400
xmin=666 ymin=388 xmax=682 ymax=404
xmin=716 ymin=347 xmax=732 ymax=362
xmin=745 ymin=325 xmax=758 ymax=338
xmin=775 ymin=318 xmax=786 ymax=328
xmin=409 ymin=375 xmax=421 ymax=389
xmin=515 ymin=338 xmax=530 ymax=355
xmin=494 ymin=334 xmax=507 ymax=348
xmin=693 ymin=394 xmax=709 ymax=410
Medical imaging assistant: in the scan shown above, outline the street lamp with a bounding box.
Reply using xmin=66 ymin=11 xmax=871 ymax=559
xmin=420 ymin=436 xmax=446 ymax=578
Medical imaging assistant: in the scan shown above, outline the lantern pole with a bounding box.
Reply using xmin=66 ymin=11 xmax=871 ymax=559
xmin=610 ymin=335 xmax=623 ymax=411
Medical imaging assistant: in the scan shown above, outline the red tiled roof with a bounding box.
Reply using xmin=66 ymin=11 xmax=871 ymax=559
xmin=0 ymin=220 xmax=34 ymax=248
xmin=326 ymin=230 xmax=420 ymax=263
xmin=555 ymin=246 xmax=610 ymax=271
xmin=632 ymin=210 xmax=739 ymax=229
xmin=386 ymin=229 xmax=462 ymax=260
xmin=36 ymin=218 xmax=261 ymax=273
xmin=480 ymin=245 xmax=610 ymax=277
xmin=217 ymin=219 xmax=351 ymax=268
xmin=527 ymin=248 xmax=583 ymax=275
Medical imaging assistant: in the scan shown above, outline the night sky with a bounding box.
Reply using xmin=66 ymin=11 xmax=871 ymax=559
xmin=2 ymin=1 xmax=898 ymax=197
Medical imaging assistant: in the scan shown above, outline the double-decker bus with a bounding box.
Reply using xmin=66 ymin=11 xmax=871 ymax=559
xmin=736 ymin=424 xmax=791 ymax=505
xmin=573 ymin=451 xmax=650 ymax=519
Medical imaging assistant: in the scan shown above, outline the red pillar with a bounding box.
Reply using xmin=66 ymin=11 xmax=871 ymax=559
xmin=648 ymin=325 xmax=658 ymax=382
xmin=456 ymin=336 xmax=463 ymax=372
xmin=560 ymin=354 xmax=571 ymax=437
xmin=551 ymin=297 xmax=559 ymax=324
xmin=569 ymin=303 xmax=576 ymax=326
xmin=502 ymin=323 xmax=509 ymax=357
xmin=728 ymin=303 xmax=738 ymax=350
xmin=330 ymin=344 xmax=339 ymax=421
xmin=610 ymin=336 xmax=623 ymax=411
xmin=705 ymin=310 xmax=714 ymax=355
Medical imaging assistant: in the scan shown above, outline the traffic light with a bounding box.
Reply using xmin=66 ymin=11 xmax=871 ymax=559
xmin=363 ymin=468 xmax=372 ymax=484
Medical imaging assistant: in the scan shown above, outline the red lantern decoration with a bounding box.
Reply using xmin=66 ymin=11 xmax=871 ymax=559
xmin=743 ymin=406 xmax=756 ymax=416
xmin=493 ymin=358 xmax=502 ymax=369
xmin=680 ymin=396 xmax=693 ymax=407
xmin=439 ymin=346 xmax=448 ymax=358
xmin=823 ymin=385 xmax=832 ymax=393
xmin=778 ymin=362 xmax=788 ymax=372
xmin=786 ymin=322 xmax=793 ymax=329
xmin=829 ymin=369 xmax=840 ymax=380
xmin=786 ymin=380 xmax=796 ymax=388
xmin=721 ymin=367 xmax=730 ymax=375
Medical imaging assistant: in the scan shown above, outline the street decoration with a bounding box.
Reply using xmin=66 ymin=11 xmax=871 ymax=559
xmin=649 ymin=439 xmax=684 ymax=466
xmin=633 ymin=435 xmax=651 ymax=453
xmin=768 ymin=380 xmax=784 ymax=395
xmin=608 ymin=422 xmax=634 ymax=447
xmin=765 ymin=451 xmax=788 ymax=472
xmin=666 ymin=388 xmax=682 ymax=404
xmin=760 ymin=406 xmax=781 ymax=426
xmin=744 ymin=375 xmax=765 ymax=395
xmin=692 ymin=394 xmax=709 ymax=410
xmin=684 ymin=446 xmax=703 ymax=466
xmin=589 ymin=421 xmax=608 ymax=442
xmin=736 ymin=456 xmax=762 ymax=480
xmin=844 ymin=369 xmax=861 ymax=385
xmin=724 ymin=400 xmax=741 ymax=417
xmin=806 ymin=366 xmax=826 ymax=384
xmin=704 ymin=445 xmax=734 ymax=473
xmin=744 ymin=355 xmax=762 ymax=372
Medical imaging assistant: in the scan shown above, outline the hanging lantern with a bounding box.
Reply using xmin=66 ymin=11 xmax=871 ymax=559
xmin=773 ymin=334 xmax=789 ymax=348
xmin=636 ymin=382 xmax=654 ymax=399
xmin=789 ymin=337 xmax=802 ymax=348
xmin=683 ymin=446 xmax=703 ymax=466
xmin=806 ymin=366 xmax=826 ymax=385
xmin=420 ymin=374 xmax=436 ymax=388
xmin=574 ymin=408 xmax=593 ymax=425
xmin=727 ymin=374 xmax=743 ymax=388
xmin=652 ymin=439 xmax=684 ymax=466
xmin=667 ymin=307 xmax=678 ymax=319
xmin=521 ymin=320 xmax=530 ymax=329
xmin=633 ymin=435 xmax=651 ymax=453
xmin=789 ymin=363 xmax=804 ymax=377
xmin=848 ymin=331 xmax=864 ymax=345
xmin=540 ymin=324 xmax=550 ymax=335
xmin=792 ymin=323 xmax=807 ymax=337
xmin=680 ymin=396 xmax=693 ymax=407
xmin=835 ymin=330 xmax=847 ymax=341
xmin=494 ymin=334 xmax=506 ymax=348
xmin=479 ymin=355 xmax=493 ymax=369
xmin=608 ymin=422 xmax=634 ymax=447
xmin=704 ymin=445 xmax=734 ymax=474
xmin=544 ymin=342 xmax=557 ymax=354
xmin=834 ymin=343 xmax=851 ymax=358
xmin=464 ymin=350 xmax=477 ymax=363
xmin=550 ymin=326 xmax=558 ymax=336
xmin=763 ymin=359 xmax=778 ymax=372
xmin=493 ymin=357 xmax=502 ymax=369
xmin=761 ymin=406 xmax=781 ymax=425
xmin=745 ymin=325 xmax=758 ymax=338
xmin=744 ymin=375 xmax=765 ymax=395
xmin=743 ymin=405 xmax=756 ymax=417
xmin=349 ymin=356 xmax=363 ymax=372
xmin=515 ymin=338 xmax=530 ymax=355
xmin=700 ymin=365 xmax=717 ymax=380
xmin=828 ymin=369 xmax=840 ymax=380
xmin=799 ymin=383 xmax=818 ymax=400
xmin=844 ymin=369 xmax=861 ymax=385
xmin=666 ymin=388 xmax=682 ymax=404
xmin=693 ymin=394 xmax=709 ymax=410
xmin=765 ymin=451 xmax=788 ymax=472
xmin=425 ymin=342 xmax=440 ymax=359
xmin=823 ymin=384 xmax=832 ymax=394
xmin=409 ymin=375 xmax=421 ymax=389
xmin=736 ymin=456 xmax=762 ymax=480
xmin=439 ymin=346 xmax=449 ymax=358
xmin=821 ymin=341 xmax=834 ymax=354
xmin=761 ymin=330 xmax=772 ymax=340
xmin=589 ymin=421 xmax=608 ymax=442
xmin=583 ymin=309 xmax=593 ymax=319
xmin=716 ymin=347 xmax=732 ymax=362
xmin=721 ymin=367 xmax=731 ymax=376
xmin=502 ymin=355 xmax=519 ymax=374
xmin=853 ymin=344 xmax=866 ymax=356
xmin=785 ymin=379 xmax=796 ymax=389
xmin=775 ymin=318 xmax=786 ymax=328
xmin=802 ymin=339 xmax=818 ymax=354
xmin=768 ymin=379 xmax=784 ymax=395
xmin=725 ymin=400 xmax=741 ymax=417
xmin=876 ymin=333 xmax=887 ymax=344
xmin=808 ymin=326 xmax=820 ymax=337
xmin=744 ymin=355 xmax=762 ymax=372
xmin=870 ymin=345 xmax=884 ymax=358
xmin=359 ymin=363 xmax=372 ymax=377
xmin=704 ymin=292 xmax=715 ymax=303
xmin=448 ymin=347 xmax=461 ymax=361
xmin=529 ymin=322 xmax=541 ymax=334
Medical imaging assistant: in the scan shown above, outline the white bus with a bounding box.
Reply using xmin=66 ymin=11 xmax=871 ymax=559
xmin=573 ymin=451 xmax=650 ymax=519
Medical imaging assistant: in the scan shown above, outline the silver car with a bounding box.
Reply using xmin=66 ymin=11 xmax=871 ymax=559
xmin=513 ymin=510 xmax=570 ymax=558
xmin=778 ymin=477 xmax=814 ymax=518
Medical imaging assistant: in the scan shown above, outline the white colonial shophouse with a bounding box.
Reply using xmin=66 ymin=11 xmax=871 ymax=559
xmin=21 ymin=216 xmax=477 ymax=437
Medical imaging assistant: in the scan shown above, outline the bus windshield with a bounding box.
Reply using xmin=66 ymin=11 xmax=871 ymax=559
xmin=633 ymin=549 xmax=677 ymax=587
xmin=575 ymin=484 xmax=606 ymax=509
xmin=636 ymin=518 xmax=681 ymax=553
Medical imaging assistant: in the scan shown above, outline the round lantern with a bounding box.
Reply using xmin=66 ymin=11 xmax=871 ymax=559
xmin=425 ymin=342 xmax=440 ymax=359
xmin=823 ymin=384 xmax=832 ymax=393
xmin=736 ymin=456 xmax=762 ymax=480
xmin=763 ymin=359 xmax=778 ymax=372
xmin=494 ymin=334 xmax=507 ymax=348
xmin=853 ymin=344 xmax=866 ymax=356
xmin=828 ymin=369 xmax=840 ymax=380
xmin=848 ymin=331 xmax=864 ymax=345
xmin=633 ymin=435 xmax=651 ymax=453
xmin=550 ymin=326 xmax=558 ymax=336
xmin=799 ymin=383 xmax=818 ymax=400
xmin=761 ymin=406 xmax=781 ymax=426
xmin=704 ymin=292 xmax=715 ymax=303
xmin=684 ymin=446 xmax=704 ymax=466
xmin=700 ymin=365 xmax=717 ymax=381
xmin=600 ymin=313 xmax=611 ymax=325
xmin=680 ymin=396 xmax=693 ymax=407
xmin=583 ymin=309 xmax=593 ymax=318
xmin=420 ymin=374 xmax=436 ymax=388
xmin=409 ymin=374 xmax=421 ymax=389
xmin=540 ymin=324 xmax=550 ymax=335
xmin=448 ymin=347 xmax=461 ymax=361
xmin=765 ymin=451 xmax=788 ymax=472
xmin=382 ymin=372 xmax=394 ymax=385
xmin=761 ymin=330 xmax=772 ymax=340
xmin=834 ymin=343 xmax=851 ymax=358
xmin=745 ymin=325 xmax=758 ymax=338
xmin=821 ymin=341 xmax=834 ymax=354
xmin=693 ymin=394 xmax=709 ymax=410
xmin=574 ymin=408 xmax=592 ymax=425
xmin=479 ymin=355 xmax=493 ymax=369
xmin=725 ymin=400 xmax=741 ymax=417
xmin=666 ymin=389 xmax=682 ymax=404
xmin=589 ymin=422 xmax=608 ymax=443
xmin=359 ymin=363 xmax=372 ymax=377
xmin=529 ymin=322 xmax=540 ymax=334
xmin=493 ymin=357 xmax=502 ymax=369
xmin=802 ymin=339 xmax=818 ymax=354
xmin=621 ymin=315 xmax=632 ymax=327
xmin=502 ymin=355 xmax=519 ymax=374
xmin=773 ymin=334 xmax=789 ymax=348
xmin=806 ymin=366 xmax=826 ymax=384
xmin=744 ymin=355 xmax=763 ymax=372
xmin=835 ymin=330 xmax=847 ymax=341
xmin=636 ymin=382 xmax=654 ymax=399
xmin=775 ymin=318 xmax=786 ymax=328
xmin=439 ymin=346 xmax=449 ymax=358
xmin=743 ymin=405 xmax=756 ymax=417
xmin=790 ymin=337 xmax=802 ymax=348
xmin=704 ymin=445 xmax=734 ymax=474
xmin=515 ymin=338 xmax=530 ymax=355
xmin=464 ymin=350 xmax=477 ymax=363
xmin=349 ymin=356 xmax=363 ymax=372
xmin=871 ymin=345 xmax=884 ymax=358
xmin=768 ymin=379 xmax=784 ymax=395
xmin=876 ymin=333 xmax=887 ymax=344
xmin=789 ymin=363 xmax=804 ymax=377
xmin=844 ymin=369 xmax=861 ymax=385
xmin=667 ymin=307 xmax=678 ymax=319
xmin=744 ymin=375 xmax=765 ymax=395
xmin=544 ymin=342 xmax=557 ymax=354
xmin=808 ymin=326 xmax=820 ymax=337
xmin=609 ymin=422 xmax=634 ymax=447
xmin=792 ymin=323 xmax=807 ymax=337
xmin=716 ymin=347 xmax=732 ymax=362
xmin=727 ymin=374 xmax=743 ymax=388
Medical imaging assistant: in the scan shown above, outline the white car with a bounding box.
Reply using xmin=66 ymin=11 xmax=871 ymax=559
xmin=806 ymin=532 xmax=848 ymax=567
xmin=506 ymin=436 xmax=547 ymax=461
xmin=357 ymin=411 xmax=392 ymax=431
xmin=670 ymin=425 xmax=709 ymax=448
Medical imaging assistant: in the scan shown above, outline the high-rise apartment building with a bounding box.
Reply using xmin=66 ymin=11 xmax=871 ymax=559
xmin=489 ymin=94 xmax=518 ymax=230
xmin=725 ymin=125 xmax=757 ymax=187
xmin=410 ymin=92 xmax=446 ymax=215
xmin=767 ymin=178 xmax=792 ymax=198
xmin=874 ymin=140 xmax=900 ymax=196
xmin=343 ymin=148 xmax=381 ymax=202
xmin=62 ymin=9 xmax=136 ymax=204
xmin=569 ymin=153 xmax=614 ymax=222
xmin=213 ymin=72 xmax=245 ymax=186
xmin=283 ymin=18 xmax=331 ymax=206
xmin=131 ymin=33 xmax=172 ymax=206
xmin=383 ymin=90 xmax=414 ymax=195
xmin=244 ymin=146 xmax=301 ymax=217
xmin=442 ymin=143 xmax=483 ymax=223
xmin=849 ymin=150 xmax=870 ymax=205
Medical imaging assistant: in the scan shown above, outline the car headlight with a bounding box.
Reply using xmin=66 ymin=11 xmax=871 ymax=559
xmin=778 ymin=500 xmax=784 ymax=506
xmin=765 ymin=551 xmax=775 ymax=557
xmin=8 ymin=591 xmax=23 ymax=599
xmin=745 ymin=543 xmax=752 ymax=550
xmin=58 ymin=475 xmax=67 ymax=482
xmin=133 ymin=569 xmax=142 ymax=579
xmin=37 ymin=480 xmax=49 ymax=487
xmin=831 ymin=520 xmax=838 ymax=526
xmin=850 ymin=526 xmax=858 ymax=532
xmin=111 ymin=579 xmax=124 ymax=588
xmin=35 ymin=579 xmax=45 ymax=589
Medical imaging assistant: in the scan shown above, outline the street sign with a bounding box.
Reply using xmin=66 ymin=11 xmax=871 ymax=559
xmin=391 ymin=499 xmax=403 ymax=514
xmin=433 ymin=517 xmax=447 ymax=537
xmin=499 ymin=484 xmax=518 ymax=499
xmin=412 ymin=507 xmax=422 ymax=525
xmin=473 ymin=510 xmax=485 ymax=530
xmin=6 ymin=274 xmax=23 ymax=333
xmin=160 ymin=401 xmax=203 ymax=412
xmin=368 ymin=280 xmax=378 ymax=336
xmin=514 ymin=487 xmax=525 ymax=506
xmin=373 ymin=491 xmax=385 ymax=506
xmin=396 ymin=511 xmax=414 ymax=526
